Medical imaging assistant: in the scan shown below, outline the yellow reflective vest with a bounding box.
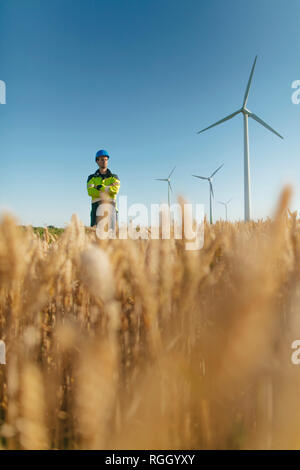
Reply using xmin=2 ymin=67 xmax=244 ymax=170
xmin=87 ymin=168 xmax=120 ymax=207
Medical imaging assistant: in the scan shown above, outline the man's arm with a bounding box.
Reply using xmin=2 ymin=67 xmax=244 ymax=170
xmin=87 ymin=175 xmax=102 ymax=198
xmin=108 ymin=176 xmax=120 ymax=196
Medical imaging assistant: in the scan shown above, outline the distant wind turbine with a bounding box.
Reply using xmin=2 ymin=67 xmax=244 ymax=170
xmin=154 ymin=166 xmax=176 ymax=207
xmin=197 ymin=56 xmax=283 ymax=222
xmin=218 ymin=198 xmax=232 ymax=221
xmin=192 ymin=163 xmax=224 ymax=224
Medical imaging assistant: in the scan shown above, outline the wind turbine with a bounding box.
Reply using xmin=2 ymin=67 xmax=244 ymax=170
xmin=192 ymin=163 xmax=224 ymax=224
xmin=218 ymin=198 xmax=232 ymax=221
xmin=197 ymin=56 xmax=283 ymax=222
xmin=154 ymin=166 xmax=176 ymax=207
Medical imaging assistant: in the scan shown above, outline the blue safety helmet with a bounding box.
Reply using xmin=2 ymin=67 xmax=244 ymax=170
xmin=95 ymin=149 xmax=109 ymax=161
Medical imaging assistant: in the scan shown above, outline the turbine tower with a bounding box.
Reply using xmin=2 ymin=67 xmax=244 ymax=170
xmin=218 ymin=198 xmax=232 ymax=221
xmin=192 ymin=163 xmax=224 ymax=224
xmin=154 ymin=166 xmax=176 ymax=207
xmin=197 ymin=56 xmax=283 ymax=222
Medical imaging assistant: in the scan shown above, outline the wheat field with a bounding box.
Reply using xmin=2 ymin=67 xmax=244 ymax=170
xmin=0 ymin=187 xmax=300 ymax=450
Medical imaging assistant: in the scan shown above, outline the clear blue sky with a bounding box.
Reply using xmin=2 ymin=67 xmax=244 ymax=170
xmin=0 ymin=0 xmax=300 ymax=226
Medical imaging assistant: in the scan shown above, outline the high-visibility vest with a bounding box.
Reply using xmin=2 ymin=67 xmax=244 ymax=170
xmin=87 ymin=168 xmax=120 ymax=207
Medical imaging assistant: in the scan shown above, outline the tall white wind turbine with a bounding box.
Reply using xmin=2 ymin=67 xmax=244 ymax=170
xmin=218 ymin=198 xmax=232 ymax=221
xmin=154 ymin=166 xmax=176 ymax=207
xmin=197 ymin=56 xmax=283 ymax=222
xmin=192 ymin=163 xmax=224 ymax=224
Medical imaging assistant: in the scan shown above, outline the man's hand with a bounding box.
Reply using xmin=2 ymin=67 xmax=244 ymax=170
xmin=102 ymin=181 xmax=119 ymax=193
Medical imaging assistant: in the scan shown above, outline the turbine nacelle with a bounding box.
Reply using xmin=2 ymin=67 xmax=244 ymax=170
xmin=241 ymin=107 xmax=251 ymax=115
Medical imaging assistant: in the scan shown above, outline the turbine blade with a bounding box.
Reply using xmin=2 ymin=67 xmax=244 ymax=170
xmin=192 ymin=175 xmax=208 ymax=180
xmin=226 ymin=198 xmax=232 ymax=204
xmin=155 ymin=178 xmax=168 ymax=181
xmin=168 ymin=166 xmax=176 ymax=178
xmin=249 ymin=113 xmax=284 ymax=139
xmin=210 ymin=181 xmax=214 ymax=198
xmin=197 ymin=110 xmax=241 ymax=134
xmin=218 ymin=201 xmax=225 ymax=206
xmin=168 ymin=181 xmax=173 ymax=193
xmin=243 ymin=56 xmax=258 ymax=107
xmin=210 ymin=163 xmax=224 ymax=178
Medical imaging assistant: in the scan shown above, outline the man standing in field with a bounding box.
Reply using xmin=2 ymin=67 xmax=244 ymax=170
xmin=87 ymin=149 xmax=120 ymax=228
